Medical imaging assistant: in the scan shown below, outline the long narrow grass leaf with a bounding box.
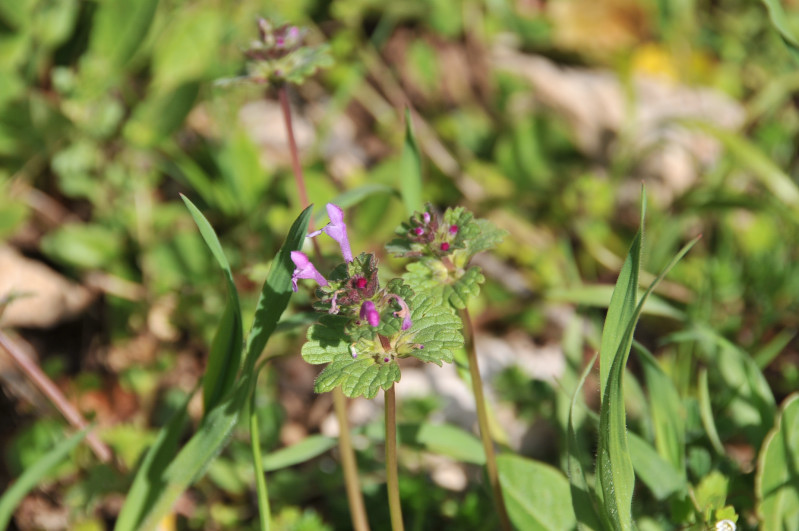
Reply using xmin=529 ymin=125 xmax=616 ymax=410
xmin=567 ymin=353 xmax=604 ymax=531
xmin=598 ymin=233 xmax=700 ymax=531
xmin=697 ymin=368 xmax=726 ymax=455
xmin=756 ymin=393 xmax=799 ymax=531
xmin=115 ymin=394 xmax=191 ymax=531
xmin=250 ymin=372 xmax=271 ymax=531
xmin=181 ymin=194 xmax=243 ymax=413
xmin=760 ymin=0 xmax=799 ymax=64
xmin=0 ymin=427 xmax=88 ymax=530
xmin=115 ymin=208 xmax=312 ymax=531
xmin=243 ymin=205 xmax=312 ymax=371
xmin=634 ymin=341 xmax=685 ymax=476
xmin=599 ymin=189 xmax=645 ymax=398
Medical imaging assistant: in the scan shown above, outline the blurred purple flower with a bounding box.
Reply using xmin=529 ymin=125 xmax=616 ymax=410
xmin=290 ymin=251 xmax=329 ymax=292
xmin=308 ymin=203 xmax=353 ymax=262
xmin=388 ymin=295 xmax=412 ymax=331
xmin=359 ymin=301 xmax=380 ymax=327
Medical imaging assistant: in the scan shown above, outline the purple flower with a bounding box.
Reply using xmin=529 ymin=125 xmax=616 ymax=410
xmin=308 ymin=203 xmax=353 ymax=262
xmin=290 ymin=251 xmax=329 ymax=292
xmin=388 ymin=295 xmax=412 ymax=331
xmin=360 ymin=301 xmax=380 ymax=327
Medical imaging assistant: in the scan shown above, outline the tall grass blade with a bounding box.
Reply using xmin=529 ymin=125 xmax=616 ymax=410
xmin=0 ymin=427 xmax=88 ymax=530
xmin=760 ymin=0 xmax=799 ymax=64
xmin=181 ymin=194 xmax=244 ymax=414
xmin=597 ymin=217 xmax=699 ymax=530
xmin=567 ymin=352 xmax=603 ymax=531
xmin=598 ymin=190 xmax=645 ymax=398
xmin=115 ymin=207 xmax=312 ymax=531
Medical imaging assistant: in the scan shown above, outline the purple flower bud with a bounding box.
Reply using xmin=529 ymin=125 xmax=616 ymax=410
xmin=414 ymin=227 xmax=424 ymax=236
xmin=308 ymin=203 xmax=353 ymax=262
xmin=290 ymin=251 xmax=329 ymax=292
xmin=449 ymin=224 xmax=458 ymax=234
xmin=440 ymin=242 xmax=450 ymax=251
xmin=359 ymin=301 xmax=380 ymax=327
xmin=422 ymin=212 xmax=431 ymax=224
xmin=354 ymin=276 xmax=368 ymax=289
xmin=384 ymin=357 xmax=390 ymax=363
xmin=388 ymin=294 xmax=412 ymax=331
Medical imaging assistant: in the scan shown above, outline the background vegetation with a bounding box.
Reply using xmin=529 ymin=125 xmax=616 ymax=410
xmin=1 ymin=0 xmax=799 ymax=529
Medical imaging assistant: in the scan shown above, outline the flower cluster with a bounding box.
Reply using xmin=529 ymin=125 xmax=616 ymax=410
xmin=217 ymin=18 xmax=333 ymax=88
xmin=387 ymin=204 xmax=507 ymax=310
xmin=291 ymin=204 xmax=416 ymax=359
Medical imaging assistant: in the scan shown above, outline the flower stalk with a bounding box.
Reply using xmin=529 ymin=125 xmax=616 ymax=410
xmin=462 ymin=307 xmax=512 ymax=531
xmin=385 ymin=385 xmax=405 ymax=531
xmin=279 ymin=84 xmax=370 ymax=531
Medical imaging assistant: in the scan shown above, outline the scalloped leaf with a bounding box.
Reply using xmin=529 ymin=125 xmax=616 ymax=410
xmin=403 ymin=261 xmax=485 ymax=310
xmin=301 ymin=282 xmax=463 ymax=398
xmin=405 ymin=289 xmax=463 ymax=364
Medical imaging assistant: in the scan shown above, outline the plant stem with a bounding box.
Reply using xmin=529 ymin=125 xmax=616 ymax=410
xmin=278 ymin=82 xmax=369 ymax=531
xmin=250 ymin=370 xmax=271 ymax=531
xmin=384 ymin=385 xmax=404 ymax=531
xmin=333 ymin=388 xmax=370 ymax=531
xmin=279 ymin=84 xmax=310 ymax=211
xmin=461 ymin=308 xmax=512 ymax=531
xmin=0 ymin=330 xmax=113 ymax=464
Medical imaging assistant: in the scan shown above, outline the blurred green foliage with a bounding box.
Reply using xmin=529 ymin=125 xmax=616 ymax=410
xmin=2 ymin=0 xmax=799 ymax=529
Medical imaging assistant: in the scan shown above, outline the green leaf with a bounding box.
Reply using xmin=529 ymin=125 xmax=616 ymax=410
xmin=498 ymin=454 xmax=577 ymax=531
xmin=547 ymin=286 xmax=684 ymax=320
xmin=567 ymin=353 xmax=604 ymax=531
xmin=0 ymin=427 xmax=88 ymax=530
xmin=599 ymin=191 xmax=644 ymax=399
xmin=634 ymin=342 xmax=685 ymax=476
xmin=597 ymin=199 xmax=699 ymax=531
xmin=40 ymin=223 xmax=124 ymax=269
xmin=399 ymin=108 xmax=423 ymax=215
xmin=756 ymin=393 xmax=799 ymax=531
xmin=627 ymin=432 xmax=686 ymax=500
xmin=760 ymin=0 xmax=799 ymax=64
xmin=244 ymin=206 xmax=313 ymax=371
xmin=249 ymin=374 xmax=271 ymax=531
xmin=87 ymin=0 xmax=158 ymax=70
xmin=685 ymin=121 xmax=799 ymax=208
xmin=697 ymin=368 xmax=726 ymax=455
xmin=398 ymin=423 xmax=485 ymax=465
xmin=181 ymin=195 xmax=243 ymax=414
xmin=403 ymin=261 xmax=485 ymax=310
xmin=262 ymin=435 xmax=337 ymax=471
xmin=115 ymin=208 xmax=311 ymax=531
xmin=115 ymin=396 xmax=190 ymax=531
xmin=302 ymin=282 xmax=463 ymax=398
xmin=124 ymin=82 xmax=200 ymax=147
xmin=151 ymin=7 xmax=221 ymax=91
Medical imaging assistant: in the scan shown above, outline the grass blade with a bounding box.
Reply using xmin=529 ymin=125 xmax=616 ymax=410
xmin=115 ymin=207 xmax=312 ymax=531
xmin=250 ymin=371 xmax=271 ymax=531
xmin=756 ymin=393 xmax=799 ymax=531
xmin=598 ymin=215 xmax=699 ymax=530
xmin=567 ymin=352 xmax=603 ymax=531
xmin=598 ymin=189 xmax=645 ymax=398
xmin=243 ymin=205 xmax=312 ymax=371
xmin=634 ymin=341 xmax=685 ymax=476
xmin=399 ymin=108 xmax=423 ymax=215
xmin=760 ymin=0 xmax=799 ymax=64
xmin=181 ymin=194 xmax=243 ymax=414
xmin=0 ymin=427 xmax=88 ymax=530
xmin=114 ymin=394 xmax=191 ymax=531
